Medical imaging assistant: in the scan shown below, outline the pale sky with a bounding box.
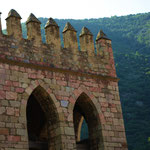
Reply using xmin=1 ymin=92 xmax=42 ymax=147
xmin=1 ymin=0 xmax=150 ymax=29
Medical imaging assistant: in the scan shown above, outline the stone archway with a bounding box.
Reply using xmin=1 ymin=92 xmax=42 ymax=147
xmin=73 ymin=92 xmax=104 ymax=150
xmin=26 ymin=85 xmax=62 ymax=150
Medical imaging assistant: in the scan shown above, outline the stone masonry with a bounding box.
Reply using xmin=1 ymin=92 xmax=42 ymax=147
xmin=0 ymin=9 xmax=128 ymax=150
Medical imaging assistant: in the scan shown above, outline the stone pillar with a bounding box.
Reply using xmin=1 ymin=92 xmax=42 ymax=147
xmin=62 ymin=22 xmax=78 ymax=52
xmin=79 ymin=27 xmax=94 ymax=55
xmin=26 ymin=13 xmax=42 ymax=46
xmin=45 ymin=18 xmax=61 ymax=49
xmin=5 ymin=9 xmax=22 ymax=39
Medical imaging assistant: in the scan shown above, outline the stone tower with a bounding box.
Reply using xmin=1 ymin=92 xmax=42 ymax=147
xmin=0 ymin=9 xmax=128 ymax=150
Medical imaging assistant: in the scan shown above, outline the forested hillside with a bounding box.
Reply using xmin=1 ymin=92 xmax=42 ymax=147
xmin=11 ymin=12 xmax=150 ymax=150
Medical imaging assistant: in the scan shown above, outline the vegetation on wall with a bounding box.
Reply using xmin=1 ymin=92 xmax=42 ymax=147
xmin=15 ymin=12 xmax=150 ymax=150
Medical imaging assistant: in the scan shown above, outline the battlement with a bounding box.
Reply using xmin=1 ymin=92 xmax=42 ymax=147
xmin=0 ymin=9 xmax=128 ymax=150
xmin=0 ymin=9 xmax=117 ymax=79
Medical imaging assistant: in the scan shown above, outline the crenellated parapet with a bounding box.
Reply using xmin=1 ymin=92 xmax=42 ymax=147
xmin=0 ymin=9 xmax=117 ymax=78
xmin=96 ymin=30 xmax=112 ymax=58
xmin=45 ymin=18 xmax=61 ymax=49
xmin=63 ymin=22 xmax=78 ymax=52
xmin=26 ymin=13 xmax=42 ymax=46
xmin=5 ymin=9 xmax=22 ymax=39
xmin=79 ymin=27 xmax=94 ymax=56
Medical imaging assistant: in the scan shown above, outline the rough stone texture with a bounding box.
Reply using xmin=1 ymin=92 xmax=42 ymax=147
xmin=6 ymin=9 xmax=22 ymax=39
xmin=26 ymin=13 xmax=42 ymax=46
xmin=63 ymin=22 xmax=78 ymax=51
xmin=79 ymin=27 xmax=94 ymax=55
xmin=0 ymin=9 xmax=128 ymax=150
xmin=45 ymin=18 xmax=61 ymax=50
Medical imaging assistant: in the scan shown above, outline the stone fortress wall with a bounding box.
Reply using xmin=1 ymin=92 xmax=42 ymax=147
xmin=0 ymin=9 xmax=128 ymax=150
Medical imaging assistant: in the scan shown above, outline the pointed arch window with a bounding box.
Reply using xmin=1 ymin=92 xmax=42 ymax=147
xmin=73 ymin=93 xmax=103 ymax=150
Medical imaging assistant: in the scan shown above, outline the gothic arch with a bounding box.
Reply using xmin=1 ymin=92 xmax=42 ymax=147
xmin=69 ymin=86 xmax=102 ymax=115
xmin=26 ymin=84 xmax=63 ymax=150
xmin=25 ymin=80 xmax=63 ymax=119
xmin=73 ymin=92 xmax=104 ymax=150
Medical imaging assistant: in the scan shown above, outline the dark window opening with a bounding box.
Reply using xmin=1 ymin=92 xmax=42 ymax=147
xmin=27 ymin=94 xmax=48 ymax=150
xmin=73 ymin=93 xmax=103 ymax=150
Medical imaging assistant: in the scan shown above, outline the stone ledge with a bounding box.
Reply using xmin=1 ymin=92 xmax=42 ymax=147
xmin=0 ymin=57 xmax=119 ymax=82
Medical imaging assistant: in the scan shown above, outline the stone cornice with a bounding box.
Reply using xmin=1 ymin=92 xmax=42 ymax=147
xmin=0 ymin=57 xmax=119 ymax=82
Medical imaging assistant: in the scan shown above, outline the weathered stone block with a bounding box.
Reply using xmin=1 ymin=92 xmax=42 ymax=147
xmin=17 ymin=129 xmax=26 ymax=136
xmin=0 ymin=91 xmax=6 ymax=99
xmin=7 ymin=135 xmax=21 ymax=142
xmin=6 ymin=92 xmax=17 ymax=100
xmin=61 ymin=100 xmax=69 ymax=107
xmin=0 ymin=135 xmax=5 ymax=140
xmin=6 ymin=107 xmax=15 ymax=116
xmin=0 ymin=128 xmax=9 ymax=135
xmin=64 ymin=127 xmax=74 ymax=136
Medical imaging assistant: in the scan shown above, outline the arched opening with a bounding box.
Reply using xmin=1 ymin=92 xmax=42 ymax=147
xmin=27 ymin=93 xmax=48 ymax=150
xmin=26 ymin=86 xmax=61 ymax=150
xmin=73 ymin=93 xmax=103 ymax=150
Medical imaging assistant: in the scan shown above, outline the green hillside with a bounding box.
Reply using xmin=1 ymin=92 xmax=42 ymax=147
xmin=17 ymin=12 xmax=150 ymax=150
